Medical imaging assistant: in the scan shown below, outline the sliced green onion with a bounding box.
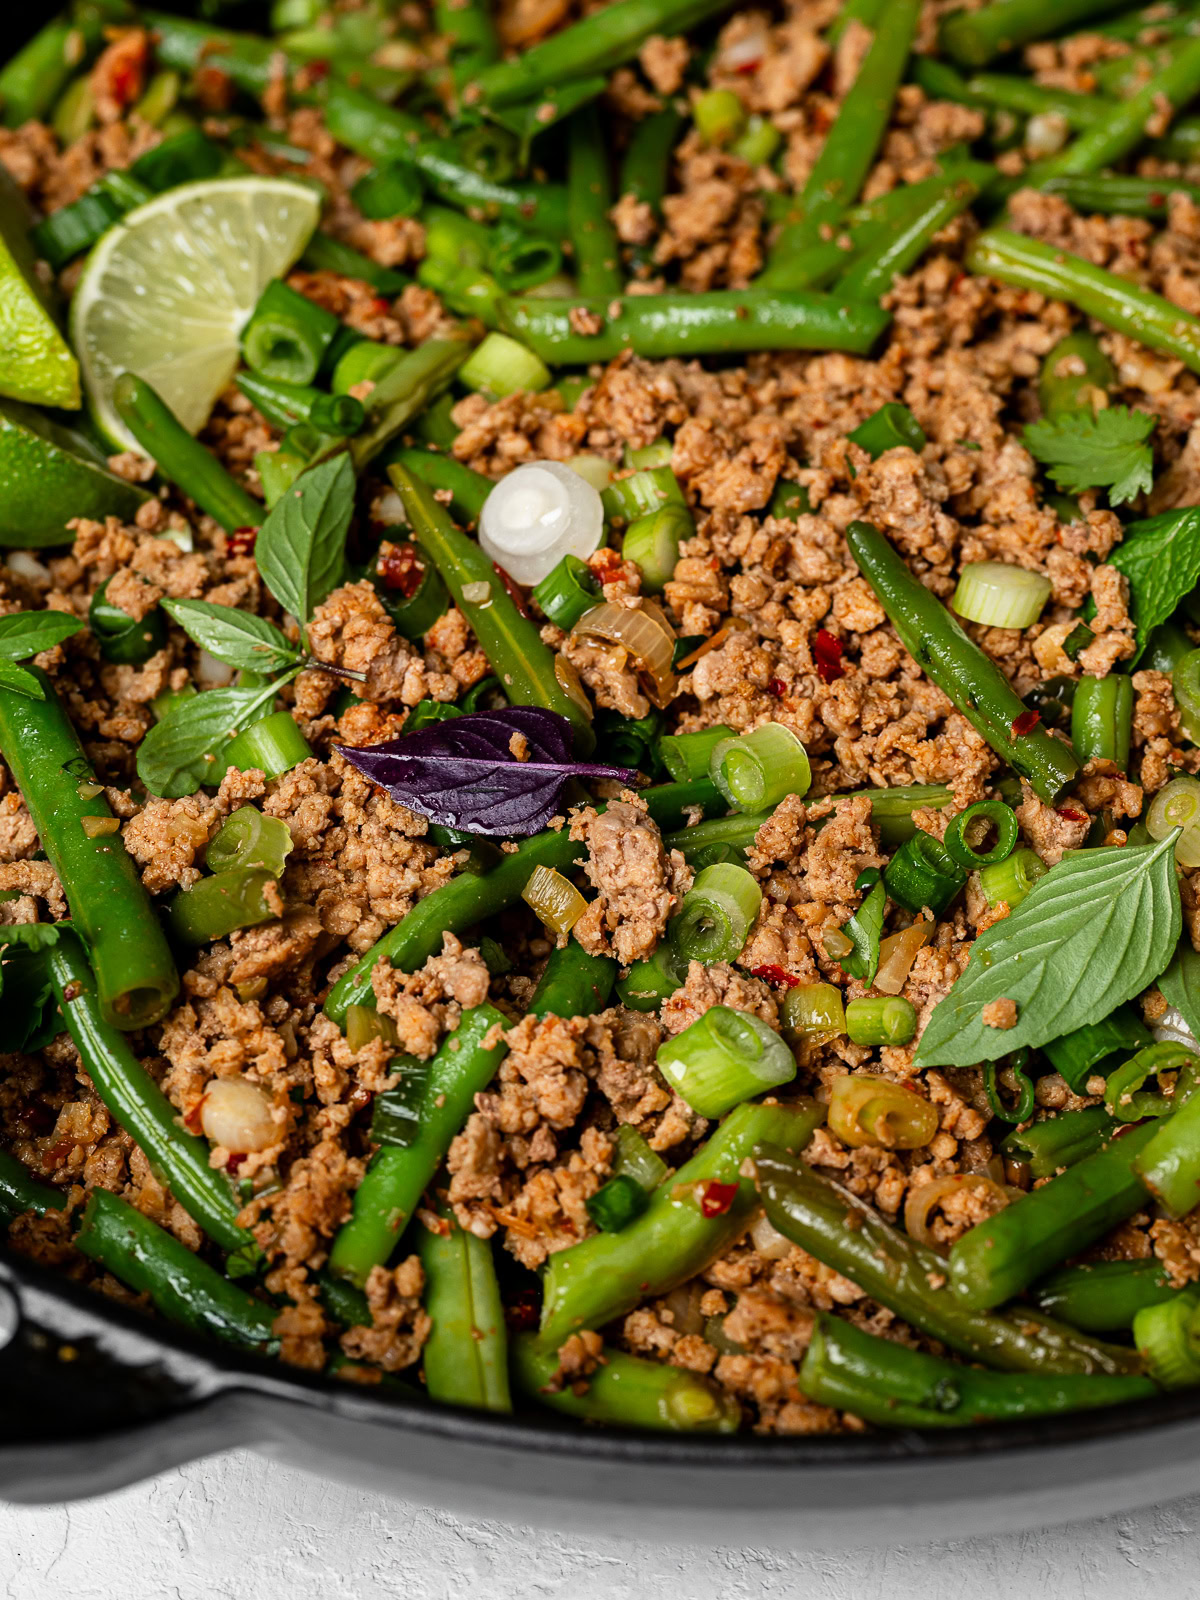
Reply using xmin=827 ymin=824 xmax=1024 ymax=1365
xmin=781 ymin=981 xmax=846 ymax=1042
xmin=236 ymin=373 xmax=365 ymax=436
xmin=882 ymin=831 xmax=967 ymax=917
xmin=1105 ymin=1041 xmax=1200 ymax=1122
xmin=1043 ymin=1005 xmax=1154 ymax=1095
xmin=132 ymin=68 xmax=181 ymax=128
xmin=659 ymin=725 xmax=735 ymax=784
xmin=351 ymin=162 xmax=424 ymax=220
xmin=205 ymin=805 xmax=293 ymax=876
xmin=89 ymin=581 xmax=166 ymax=666
xmin=943 ymin=800 xmax=1018 ymax=869
xmin=623 ymin=503 xmax=691 ymax=593
xmin=344 ymin=1004 xmax=399 ymax=1053
xmin=532 ymin=553 xmax=602 ymax=630
xmin=585 ymin=1173 xmax=649 ymax=1232
xmin=845 ymin=996 xmax=917 ymax=1047
xmin=847 ymin=404 xmax=926 ymax=460
xmin=730 ymin=114 xmax=782 ymax=166
xmin=828 ymin=1073 xmax=938 ymax=1149
xmin=241 ymin=280 xmax=341 ymax=387
xmin=1071 ymin=674 xmax=1133 ymax=769
xmin=167 ymin=868 xmax=280 ymax=945
xmin=565 ymin=455 xmax=614 ymax=492
xmin=594 ymin=707 xmax=664 ymax=775
xmin=1173 ymin=647 xmax=1200 ymax=738
xmin=459 ymin=122 xmax=520 ymax=182
xmin=130 ymin=127 xmax=226 ymax=192
xmin=331 ymin=338 xmax=405 ymax=396
xmin=615 ymin=943 xmax=686 ymax=1011
xmin=768 ymin=480 xmax=811 ymax=519
xmin=656 ymin=1003 xmax=797 ymax=1118
xmin=460 ymin=675 xmax=504 ymax=714
xmin=487 ymin=222 xmax=563 ymax=294
xmin=710 ymin=724 xmax=811 ymax=811
xmin=983 ymin=1054 xmax=1037 ymax=1123
xmin=602 ymin=466 xmax=686 ymax=524
xmin=224 ymin=711 xmax=313 ymax=781
xmin=693 ymin=87 xmax=747 ymax=147
xmin=668 ymin=862 xmax=763 ymax=965
xmin=952 ymin=562 xmax=1052 ymax=629
xmin=977 ymin=846 xmax=1046 ymax=911
xmin=611 ymin=1124 xmax=669 ymax=1191
xmin=459 ymin=331 xmax=551 ymax=399
xmin=1146 ymin=774 xmax=1200 ymax=868
xmin=625 ymin=437 xmax=673 ymax=470
xmin=523 ymin=864 xmax=588 ymax=934
xmin=1134 ymin=1289 xmax=1200 ymax=1388
xmin=31 ymin=186 xmax=124 ymax=271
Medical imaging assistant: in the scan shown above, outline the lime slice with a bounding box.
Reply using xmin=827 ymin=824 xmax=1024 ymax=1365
xmin=0 ymin=396 xmax=149 ymax=546
xmin=0 ymin=167 xmax=80 ymax=410
xmin=70 ymin=176 xmax=321 ymax=452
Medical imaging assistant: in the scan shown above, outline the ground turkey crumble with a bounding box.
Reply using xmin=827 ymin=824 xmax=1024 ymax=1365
xmin=5 ymin=0 xmax=1200 ymax=1434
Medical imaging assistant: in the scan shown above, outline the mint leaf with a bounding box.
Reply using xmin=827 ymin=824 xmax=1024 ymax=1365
xmin=0 ymin=660 xmax=45 ymax=698
xmin=136 ymin=678 xmax=291 ymax=799
xmin=0 ymin=611 xmax=83 ymax=660
xmin=1107 ymin=507 xmax=1200 ymax=664
xmin=255 ymin=453 xmax=351 ymax=627
xmin=914 ymin=835 xmax=1181 ymax=1068
xmin=161 ymin=599 xmax=301 ymax=675
xmin=1159 ymin=938 xmax=1200 ymax=1042
xmin=1024 ymin=406 xmax=1154 ymax=506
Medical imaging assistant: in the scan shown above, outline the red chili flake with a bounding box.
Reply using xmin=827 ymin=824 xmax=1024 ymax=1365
xmin=307 ymin=57 xmax=331 ymax=80
xmin=588 ymin=546 xmax=625 ymax=584
xmin=369 ymin=298 xmax=391 ymax=317
xmin=377 ymin=540 xmax=425 ymax=598
xmin=226 ymin=1152 xmax=246 ymax=1176
xmin=767 ymin=676 xmax=787 ymax=698
xmin=504 ymin=1290 xmax=540 ymax=1332
xmin=493 ymin=560 xmax=531 ymax=617
xmin=813 ymin=629 xmax=845 ymax=683
xmin=750 ymin=963 xmax=800 ymax=990
xmin=1057 ymin=806 xmax=1086 ymax=823
xmin=735 ymin=56 xmax=762 ymax=73
xmin=1010 ymin=708 xmax=1041 ymax=737
xmin=700 ymin=1180 xmax=740 ymax=1219
xmin=227 ymin=526 xmax=258 ymax=558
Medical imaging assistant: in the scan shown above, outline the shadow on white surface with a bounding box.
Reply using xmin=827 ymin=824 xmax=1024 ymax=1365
xmin=0 ymin=1448 xmax=1194 ymax=1599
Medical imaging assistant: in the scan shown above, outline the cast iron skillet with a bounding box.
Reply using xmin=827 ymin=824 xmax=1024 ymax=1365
xmin=6 ymin=1242 xmax=1200 ymax=1543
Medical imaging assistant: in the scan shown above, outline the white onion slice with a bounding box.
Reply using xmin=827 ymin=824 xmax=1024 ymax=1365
xmin=1153 ymin=1005 xmax=1200 ymax=1051
xmin=479 ymin=461 xmax=604 ymax=586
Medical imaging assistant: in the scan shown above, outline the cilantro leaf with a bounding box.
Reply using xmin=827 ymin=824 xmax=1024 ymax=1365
xmin=1024 ymin=406 xmax=1155 ymax=506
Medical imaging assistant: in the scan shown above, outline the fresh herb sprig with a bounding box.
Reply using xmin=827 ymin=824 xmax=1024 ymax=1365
xmin=1107 ymin=507 xmax=1200 ymax=662
xmin=1024 ymin=406 xmax=1155 ymax=506
xmin=0 ymin=611 xmax=84 ymax=697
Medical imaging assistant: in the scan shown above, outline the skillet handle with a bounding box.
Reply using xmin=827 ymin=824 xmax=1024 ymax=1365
xmin=0 ymin=1251 xmax=253 ymax=1504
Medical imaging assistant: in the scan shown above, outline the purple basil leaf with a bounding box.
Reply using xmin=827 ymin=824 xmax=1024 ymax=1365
xmin=338 ymin=706 xmax=635 ymax=836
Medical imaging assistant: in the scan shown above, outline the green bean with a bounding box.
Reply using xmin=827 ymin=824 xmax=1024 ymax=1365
xmin=1 ymin=15 xmax=92 ymax=129
xmin=301 ymin=233 xmax=412 ymax=297
xmin=434 ymin=0 xmax=500 ymax=88
xmin=529 ymin=942 xmax=617 ymax=1020
xmin=235 ymin=372 xmax=365 ymax=436
xmin=1150 ymin=112 xmax=1200 ymax=160
xmin=0 ymin=671 xmax=178 ymax=1029
xmin=828 ymin=0 xmax=887 ymax=46
xmin=1002 ymin=1105 xmax=1118 ymax=1176
xmin=419 ymin=1205 xmax=511 ymax=1411
xmin=1038 ymin=330 xmax=1117 ymax=418
xmin=567 ymin=102 xmax=622 ymax=299
xmin=1024 ymin=35 xmax=1200 ymax=185
xmin=498 ymin=290 xmax=890 ymax=363
xmin=416 ymin=255 xmax=504 ymax=329
xmin=1133 ymin=1089 xmax=1200 ymax=1215
xmin=967 ymin=227 xmax=1200 ymax=375
xmin=324 ymin=776 xmax=720 ymax=1025
xmin=1034 ymin=1257 xmax=1175 ymax=1333
xmin=383 ymin=446 xmax=492 ymax=524
xmin=948 ymin=1121 xmax=1159 ymax=1310
xmin=350 ymin=339 xmax=472 ymax=468
xmin=847 ymin=520 xmax=1080 ymax=803
xmin=324 ymin=82 xmax=568 ymax=239
xmin=511 ymin=1334 xmax=740 ymax=1431
xmin=470 ymin=0 xmax=733 ymax=106
xmin=619 ymin=106 xmax=684 ymax=272
xmin=0 ymin=1149 xmax=61 ymax=1224
xmin=755 ymin=1144 xmax=1142 ymax=1375
xmin=939 ymin=0 xmax=1133 ymax=68
xmin=1042 ymin=172 xmax=1200 ymax=217
xmin=113 ymin=375 xmax=262 ymax=534
xmin=1071 ymin=673 xmax=1133 ymax=769
xmin=47 ymin=930 xmax=251 ymax=1256
xmin=914 ymin=62 xmax=1109 ymax=130
xmin=538 ymin=1100 xmax=823 ymax=1350
xmin=75 ymin=1189 xmax=277 ymax=1355
xmin=836 ymin=172 xmax=986 ymax=301
xmin=327 ymin=1004 xmax=509 ymax=1286
xmin=759 ymin=0 xmax=921 ymax=287
xmin=800 ymin=1314 xmax=1155 ymax=1428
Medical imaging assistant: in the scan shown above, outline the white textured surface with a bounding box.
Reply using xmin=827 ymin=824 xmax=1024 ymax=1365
xmin=1 ymin=1450 xmax=1196 ymax=1597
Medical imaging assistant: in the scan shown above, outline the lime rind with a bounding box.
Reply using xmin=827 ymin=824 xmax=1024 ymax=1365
xmin=70 ymin=177 xmax=321 ymax=453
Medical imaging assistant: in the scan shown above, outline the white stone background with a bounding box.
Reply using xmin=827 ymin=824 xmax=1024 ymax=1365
xmin=2 ymin=1451 xmax=1199 ymax=1598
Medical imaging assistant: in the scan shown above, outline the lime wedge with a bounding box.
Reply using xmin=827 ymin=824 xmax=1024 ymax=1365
xmin=70 ymin=176 xmax=321 ymax=453
xmin=0 ymin=396 xmax=148 ymax=546
xmin=0 ymin=167 xmax=80 ymax=410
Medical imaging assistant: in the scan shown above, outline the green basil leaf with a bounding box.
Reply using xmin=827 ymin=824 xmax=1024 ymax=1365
xmin=0 ymin=660 xmax=46 ymax=698
xmin=136 ymin=681 xmax=285 ymax=799
xmin=1160 ymin=938 xmax=1200 ymax=1042
xmin=839 ymin=875 xmax=885 ymax=986
xmin=161 ymin=598 xmax=301 ymax=674
xmin=0 ymin=946 xmax=59 ymax=1053
xmin=254 ymin=452 xmax=351 ymax=626
xmin=0 ymin=611 xmax=83 ymax=661
xmin=914 ymin=835 xmax=1182 ymax=1069
xmin=1108 ymin=507 xmax=1200 ymax=665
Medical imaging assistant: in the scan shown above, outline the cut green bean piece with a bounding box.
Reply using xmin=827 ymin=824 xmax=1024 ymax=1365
xmin=1034 ymin=1257 xmax=1174 ymax=1334
xmin=419 ymin=1205 xmax=511 ymax=1412
xmin=114 ymin=375 xmax=262 ymax=534
xmin=512 ymin=1335 xmax=740 ymax=1431
xmin=0 ymin=1150 xmax=61 ymax=1224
